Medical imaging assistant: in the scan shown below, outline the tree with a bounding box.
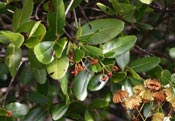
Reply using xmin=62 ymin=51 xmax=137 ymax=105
xmin=0 ymin=0 xmax=175 ymax=120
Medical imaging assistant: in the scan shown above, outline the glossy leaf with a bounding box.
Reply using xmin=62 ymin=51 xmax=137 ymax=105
xmin=12 ymin=0 xmax=33 ymax=30
xmin=116 ymin=51 xmax=130 ymax=71
xmin=139 ymin=0 xmax=153 ymax=4
xmin=73 ymin=48 xmax=85 ymax=63
xmin=60 ymin=74 xmax=68 ymax=95
xmin=143 ymin=103 xmax=152 ymax=118
xmin=48 ymin=0 xmax=65 ymax=36
xmin=82 ymin=45 xmax=103 ymax=58
xmin=77 ymin=19 xmax=124 ymax=45
xmin=52 ymin=104 xmax=69 ymax=120
xmin=47 ymin=56 xmax=69 ymax=80
xmin=147 ymin=66 xmax=163 ymax=79
xmin=169 ymin=48 xmax=175 ymax=58
xmin=32 ymin=68 xmax=47 ymax=84
xmin=88 ymin=74 xmax=109 ymax=91
xmin=84 ymin=110 xmax=94 ymax=121
xmin=5 ymin=102 xmax=29 ymax=117
xmin=20 ymin=63 xmax=33 ymax=84
xmin=73 ymin=70 xmax=93 ymax=101
xmin=0 ymin=31 xmax=24 ymax=48
xmin=17 ymin=21 xmax=46 ymax=48
xmin=103 ymin=35 xmax=136 ymax=58
xmin=5 ymin=44 xmax=22 ymax=77
xmin=54 ymin=38 xmax=67 ymax=58
xmin=34 ymin=41 xmax=54 ymax=64
xmin=28 ymin=92 xmax=48 ymax=105
xmin=24 ymin=107 xmax=47 ymax=121
xmin=161 ymin=70 xmax=171 ymax=85
xmin=89 ymin=98 xmax=108 ymax=109
xmin=129 ymin=57 xmax=161 ymax=72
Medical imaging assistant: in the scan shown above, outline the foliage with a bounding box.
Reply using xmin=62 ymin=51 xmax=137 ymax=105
xmin=0 ymin=0 xmax=175 ymax=120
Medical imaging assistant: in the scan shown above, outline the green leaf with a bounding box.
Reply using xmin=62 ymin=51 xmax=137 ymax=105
xmin=0 ymin=63 xmax=9 ymax=76
xmin=73 ymin=70 xmax=93 ymax=101
xmin=0 ymin=108 xmax=7 ymax=116
xmin=28 ymin=92 xmax=48 ymax=105
xmin=90 ymin=63 xmax=102 ymax=73
xmin=169 ymin=48 xmax=175 ymax=58
xmin=137 ymin=22 xmax=153 ymax=30
xmin=20 ymin=63 xmax=33 ymax=84
xmin=12 ymin=0 xmax=33 ymax=30
xmin=77 ymin=19 xmax=124 ymax=45
xmin=47 ymin=56 xmax=69 ymax=80
xmin=97 ymin=2 xmax=114 ymax=15
xmin=24 ymin=107 xmax=47 ymax=121
xmin=103 ymin=35 xmax=137 ymax=58
xmin=143 ymin=103 xmax=152 ymax=118
xmin=89 ymin=98 xmax=108 ymax=109
xmin=139 ymin=0 xmax=153 ymax=4
xmin=54 ymin=38 xmax=67 ymax=58
xmin=48 ymin=0 xmax=65 ymax=36
xmin=17 ymin=21 xmax=46 ymax=48
xmin=147 ymin=66 xmax=163 ymax=79
xmin=60 ymin=74 xmax=68 ymax=95
xmin=88 ymin=74 xmax=109 ymax=91
xmin=52 ymin=104 xmax=69 ymax=120
xmin=129 ymin=57 xmax=161 ymax=72
xmin=84 ymin=110 xmax=94 ymax=121
xmin=73 ymin=48 xmax=85 ymax=63
xmin=5 ymin=44 xmax=22 ymax=77
xmin=116 ymin=51 xmax=130 ymax=71
xmin=34 ymin=41 xmax=54 ymax=64
xmin=160 ymin=70 xmax=171 ymax=85
xmin=126 ymin=67 xmax=141 ymax=80
xmin=0 ymin=31 xmax=24 ymax=48
xmin=5 ymin=102 xmax=29 ymax=118
xmin=32 ymin=68 xmax=47 ymax=84
xmin=0 ymin=2 xmax=6 ymax=9
xmin=112 ymin=72 xmax=127 ymax=83
xmin=82 ymin=45 xmax=103 ymax=58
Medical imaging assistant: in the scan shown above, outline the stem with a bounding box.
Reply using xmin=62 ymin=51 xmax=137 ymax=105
xmin=136 ymin=108 xmax=145 ymax=121
xmin=65 ymin=0 xmax=74 ymax=16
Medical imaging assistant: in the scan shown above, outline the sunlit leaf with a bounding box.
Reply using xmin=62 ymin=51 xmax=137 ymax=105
xmin=169 ymin=48 xmax=175 ymax=58
xmin=54 ymin=38 xmax=67 ymax=58
xmin=84 ymin=110 xmax=94 ymax=121
xmin=139 ymin=0 xmax=153 ymax=4
xmin=52 ymin=104 xmax=69 ymax=120
xmin=160 ymin=70 xmax=171 ymax=85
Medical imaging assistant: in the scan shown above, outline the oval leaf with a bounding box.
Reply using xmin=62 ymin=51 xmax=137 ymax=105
xmin=60 ymin=74 xmax=68 ymax=95
xmin=103 ymin=35 xmax=136 ymax=58
xmin=129 ymin=57 xmax=161 ymax=73
xmin=89 ymin=98 xmax=109 ymax=109
xmin=73 ymin=48 xmax=85 ymax=63
xmin=161 ymin=70 xmax=171 ymax=85
xmin=73 ymin=70 xmax=93 ymax=101
xmin=52 ymin=104 xmax=69 ymax=120
xmin=116 ymin=51 xmax=130 ymax=71
xmin=34 ymin=41 xmax=54 ymax=64
xmin=47 ymin=56 xmax=69 ymax=80
xmin=54 ymin=38 xmax=67 ymax=58
xmin=32 ymin=68 xmax=47 ymax=84
xmin=77 ymin=19 xmax=124 ymax=45
xmin=88 ymin=74 xmax=109 ymax=91
xmin=82 ymin=45 xmax=103 ymax=58
xmin=84 ymin=110 xmax=94 ymax=121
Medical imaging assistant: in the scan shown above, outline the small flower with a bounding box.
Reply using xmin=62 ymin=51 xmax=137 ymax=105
xmin=113 ymin=66 xmax=119 ymax=72
xmin=139 ymin=90 xmax=153 ymax=101
xmin=153 ymin=91 xmax=166 ymax=103
xmin=71 ymin=69 xmax=78 ymax=76
xmin=90 ymin=58 xmax=99 ymax=65
xmin=75 ymin=63 xmax=84 ymax=72
xmin=107 ymin=71 xmax=112 ymax=78
xmin=144 ymin=79 xmax=161 ymax=91
xmin=6 ymin=111 xmax=12 ymax=118
xmin=133 ymin=85 xmax=145 ymax=95
xmin=152 ymin=112 xmax=164 ymax=121
xmin=124 ymin=95 xmax=142 ymax=110
xmin=101 ymin=75 xmax=108 ymax=81
xmin=113 ymin=90 xmax=129 ymax=103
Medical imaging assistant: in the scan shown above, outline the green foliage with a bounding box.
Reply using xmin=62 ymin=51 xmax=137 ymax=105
xmin=0 ymin=0 xmax=175 ymax=120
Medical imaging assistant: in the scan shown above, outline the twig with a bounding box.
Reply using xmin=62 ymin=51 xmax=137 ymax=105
xmin=33 ymin=0 xmax=45 ymax=20
xmin=63 ymin=28 xmax=71 ymax=40
xmin=73 ymin=9 xmax=78 ymax=28
xmin=65 ymin=0 xmax=74 ymax=16
xmin=134 ymin=45 xmax=154 ymax=56
xmin=78 ymin=5 xmax=89 ymax=22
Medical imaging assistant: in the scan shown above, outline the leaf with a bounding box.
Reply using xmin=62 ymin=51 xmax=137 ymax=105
xmin=169 ymin=48 xmax=175 ymax=58
xmin=88 ymin=98 xmax=108 ymax=109
xmin=54 ymin=38 xmax=67 ymax=58
xmin=24 ymin=107 xmax=47 ymax=121
xmin=112 ymin=72 xmax=127 ymax=83
xmin=20 ymin=63 xmax=33 ymax=84
xmin=139 ymin=0 xmax=153 ymax=4
xmin=32 ymin=68 xmax=47 ymax=84
xmin=28 ymin=92 xmax=48 ymax=105
xmin=126 ymin=67 xmax=141 ymax=80
xmin=5 ymin=44 xmax=22 ymax=77
xmin=60 ymin=74 xmax=68 ymax=95
xmin=116 ymin=51 xmax=130 ymax=71
xmin=84 ymin=110 xmax=94 ymax=121
xmin=160 ymin=70 xmax=171 ymax=85
xmin=5 ymin=102 xmax=29 ymax=117
xmin=73 ymin=70 xmax=93 ymax=101
xmin=137 ymin=22 xmax=153 ymax=30
xmin=97 ymin=2 xmax=114 ymax=15
xmin=17 ymin=21 xmax=46 ymax=48
xmin=88 ymin=74 xmax=109 ymax=91
xmin=147 ymin=66 xmax=163 ymax=79
xmin=0 ymin=108 xmax=7 ymax=116
xmin=82 ymin=45 xmax=103 ymax=58
xmin=73 ymin=48 xmax=85 ymax=63
xmin=48 ymin=0 xmax=65 ymax=36
xmin=90 ymin=63 xmax=102 ymax=73
xmin=0 ymin=31 xmax=24 ymax=48
xmin=52 ymin=104 xmax=69 ymax=120
xmin=0 ymin=2 xmax=6 ymax=9
xmin=103 ymin=35 xmax=136 ymax=58
xmin=129 ymin=57 xmax=161 ymax=72
xmin=47 ymin=56 xmax=69 ymax=80
xmin=143 ymin=103 xmax=152 ymax=118
xmin=12 ymin=0 xmax=33 ymax=30
xmin=0 ymin=63 xmax=9 ymax=76
xmin=77 ymin=19 xmax=124 ymax=45
xmin=34 ymin=41 xmax=54 ymax=64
